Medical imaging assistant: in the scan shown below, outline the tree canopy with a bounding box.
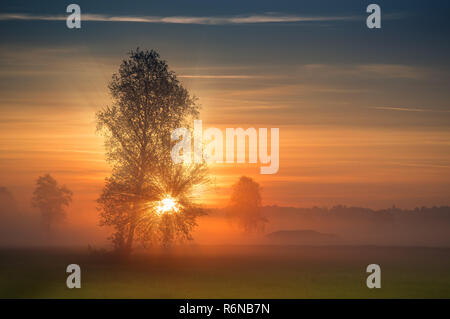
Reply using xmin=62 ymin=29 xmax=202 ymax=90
xmin=227 ymin=176 xmax=267 ymax=232
xmin=31 ymin=174 xmax=72 ymax=232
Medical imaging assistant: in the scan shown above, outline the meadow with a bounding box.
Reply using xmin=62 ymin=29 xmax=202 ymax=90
xmin=1 ymin=245 xmax=449 ymax=298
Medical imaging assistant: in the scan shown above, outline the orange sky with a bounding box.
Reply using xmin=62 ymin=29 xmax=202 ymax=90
xmin=1 ymin=44 xmax=450 ymax=236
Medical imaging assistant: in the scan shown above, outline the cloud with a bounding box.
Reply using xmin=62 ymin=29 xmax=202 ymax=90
xmin=0 ymin=12 xmax=359 ymax=25
xmin=374 ymin=107 xmax=450 ymax=113
xmin=356 ymin=64 xmax=423 ymax=80
xmin=302 ymin=64 xmax=424 ymax=80
xmin=179 ymin=75 xmax=260 ymax=79
xmin=374 ymin=106 xmax=426 ymax=112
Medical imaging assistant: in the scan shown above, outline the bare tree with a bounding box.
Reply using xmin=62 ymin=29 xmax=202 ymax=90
xmin=227 ymin=176 xmax=267 ymax=232
xmin=97 ymin=49 xmax=208 ymax=255
xmin=31 ymin=174 xmax=72 ymax=232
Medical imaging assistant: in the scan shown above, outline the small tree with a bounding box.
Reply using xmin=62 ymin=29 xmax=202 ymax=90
xmin=227 ymin=176 xmax=267 ymax=232
xmin=0 ymin=186 xmax=17 ymax=216
xmin=31 ymin=174 xmax=73 ymax=232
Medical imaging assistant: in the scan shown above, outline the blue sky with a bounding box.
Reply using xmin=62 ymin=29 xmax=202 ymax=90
xmin=1 ymin=0 xmax=450 ymax=67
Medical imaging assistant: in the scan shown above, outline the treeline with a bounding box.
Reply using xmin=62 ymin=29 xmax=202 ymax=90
xmin=264 ymin=204 xmax=450 ymax=220
xmin=260 ymin=205 xmax=450 ymax=246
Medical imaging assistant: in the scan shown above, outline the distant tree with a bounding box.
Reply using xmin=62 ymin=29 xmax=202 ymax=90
xmin=0 ymin=186 xmax=17 ymax=216
xmin=31 ymin=174 xmax=72 ymax=232
xmin=96 ymin=49 xmax=208 ymax=255
xmin=227 ymin=176 xmax=267 ymax=232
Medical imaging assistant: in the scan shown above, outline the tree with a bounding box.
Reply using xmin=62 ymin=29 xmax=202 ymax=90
xmin=0 ymin=186 xmax=17 ymax=216
xmin=96 ymin=49 xmax=208 ymax=254
xmin=226 ymin=176 xmax=267 ymax=232
xmin=31 ymin=174 xmax=73 ymax=232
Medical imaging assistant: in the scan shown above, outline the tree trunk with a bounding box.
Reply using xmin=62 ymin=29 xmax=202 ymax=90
xmin=123 ymin=174 xmax=144 ymax=256
xmin=124 ymin=220 xmax=136 ymax=256
xmin=123 ymin=199 xmax=140 ymax=257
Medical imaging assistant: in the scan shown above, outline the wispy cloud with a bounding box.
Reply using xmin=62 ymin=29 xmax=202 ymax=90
xmin=302 ymin=64 xmax=424 ymax=80
xmin=374 ymin=106 xmax=426 ymax=112
xmin=374 ymin=106 xmax=450 ymax=113
xmin=179 ymin=74 xmax=262 ymax=79
xmin=0 ymin=13 xmax=359 ymax=25
xmin=356 ymin=64 xmax=423 ymax=80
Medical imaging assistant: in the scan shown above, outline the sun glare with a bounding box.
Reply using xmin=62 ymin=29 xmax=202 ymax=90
xmin=156 ymin=196 xmax=180 ymax=215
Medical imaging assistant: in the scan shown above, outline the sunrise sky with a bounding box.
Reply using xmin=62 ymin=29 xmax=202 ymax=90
xmin=1 ymin=0 xmax=450 ymax=232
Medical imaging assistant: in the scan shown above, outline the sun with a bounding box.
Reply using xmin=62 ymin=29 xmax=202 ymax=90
xmin=156 ymin=196 xmax=180 ymax=215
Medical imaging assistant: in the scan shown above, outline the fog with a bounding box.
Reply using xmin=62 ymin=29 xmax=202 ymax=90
xmin=2 ymin=186 xmax=450 ymax=249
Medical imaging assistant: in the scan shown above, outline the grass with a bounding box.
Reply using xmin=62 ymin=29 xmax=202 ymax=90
xmin=0 ymin=245 xmax=449 ymax=298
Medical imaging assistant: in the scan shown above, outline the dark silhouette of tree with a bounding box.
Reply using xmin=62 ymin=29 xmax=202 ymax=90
xmin=31 ymin=174 xmax=72 ymax=232
xmin=227 ymin=176 xmax=267 ymax=232
xmin=97 ymin=49 xmax=208 ymax=254
xmin=0 ymin=186 xmax=17 ymax=216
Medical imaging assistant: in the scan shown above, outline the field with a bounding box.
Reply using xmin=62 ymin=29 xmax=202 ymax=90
xmin=1 ymin=245 xmax=450 ymax=298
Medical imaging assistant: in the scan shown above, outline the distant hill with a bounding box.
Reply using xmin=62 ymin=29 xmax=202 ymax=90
xmin=266 ymin=230 xmax=341 ymax=245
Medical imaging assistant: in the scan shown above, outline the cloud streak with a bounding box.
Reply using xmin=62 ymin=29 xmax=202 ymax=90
xmin=179 ymin=74 xmax=260 ymax=79
xmin=373 ymin=107 xmax=450 ymax=113
xmin=0 ymin=13 xmax=359 ymax=25
xmin=374 ymin=106 xmax=427 ymax=112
